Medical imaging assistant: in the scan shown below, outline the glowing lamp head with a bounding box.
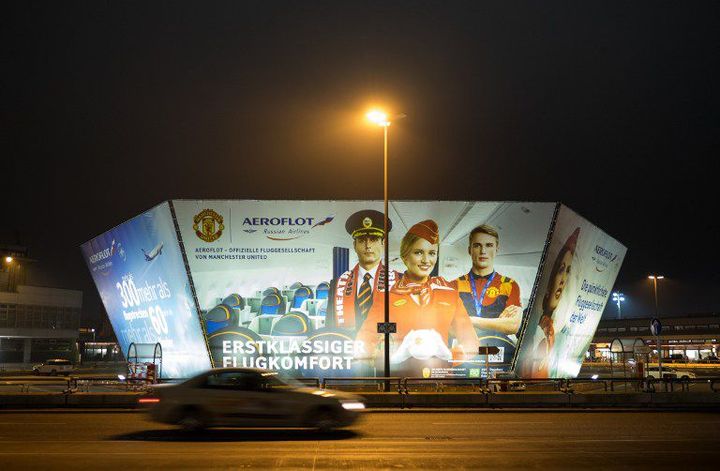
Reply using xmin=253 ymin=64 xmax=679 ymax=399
xmin=4 ymin=256 xmax=12 ymax=263
xmin=366 ymin=110 xmax=390 ymax=127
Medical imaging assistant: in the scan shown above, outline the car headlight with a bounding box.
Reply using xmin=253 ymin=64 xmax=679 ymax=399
xmin=341 ymin=401 xmax=365 ymax=410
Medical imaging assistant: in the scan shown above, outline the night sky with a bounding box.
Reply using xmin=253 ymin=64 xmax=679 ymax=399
xmin=4 ymin=1 xmax=719 ymax=328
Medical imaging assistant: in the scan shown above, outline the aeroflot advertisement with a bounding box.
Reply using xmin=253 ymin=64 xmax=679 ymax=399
xmin=81 ymin=202 xmax=211 ymax=378
xmin=172 ymin=200 xmax=557 ymax=379
xmin=514 ymin=205 xmax=627 ymax=378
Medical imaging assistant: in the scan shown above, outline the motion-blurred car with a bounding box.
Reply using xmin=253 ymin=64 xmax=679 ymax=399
xmin=32 ymin=359 xmax=74 ymax=376
xmin=645 ymin=366 xmax=696 ymax=380
xmin=140 ymin=368 xmax=365 ymax=432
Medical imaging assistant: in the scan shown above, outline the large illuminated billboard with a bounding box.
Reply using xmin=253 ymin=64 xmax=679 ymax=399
xmin=84 ymin=200 xmax=625 ymax=379
xmin=514 ymin=205 xmax=627 ymax=378
xmin=172 ymin=200 xmax=555 ymax=379
xmin=81 ymin=202 xmax=211 ymax=378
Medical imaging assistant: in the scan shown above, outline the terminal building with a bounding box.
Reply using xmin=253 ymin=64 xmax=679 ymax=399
xmin=591 ymin=314 xmax=720 ymax=362
xmin=0 ymin=245 xmax=82 ymax=365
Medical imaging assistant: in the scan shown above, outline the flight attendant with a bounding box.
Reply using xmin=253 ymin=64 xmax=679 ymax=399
xmin=356 ymin=220 xmax=479 ymax=375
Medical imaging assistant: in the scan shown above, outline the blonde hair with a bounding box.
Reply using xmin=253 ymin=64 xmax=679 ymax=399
xmin=399 ymin=232 xmax=440 ymax=266
xmin=400 ymin=232 xmax=422 ymax=261
xmin=468 ymin=224 xmax=499 ymax=246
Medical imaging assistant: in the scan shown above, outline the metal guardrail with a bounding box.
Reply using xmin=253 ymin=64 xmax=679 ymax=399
xmin=3 ymin=374 xmax=719 ymax=395
xmin=321 ymin=376 xmax=403 ymax=392
xmin=401 ymin=377 xmax=483 ymax=393
xmin=565 ymin=377 xmax=720 ymax=393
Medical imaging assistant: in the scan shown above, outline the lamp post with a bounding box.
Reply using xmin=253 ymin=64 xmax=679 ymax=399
xmin=3 ymin=256 xmax=16 ymax=292
xmin=648 ymin=275 xmax=664 ymax=376
xmin=612 ymin=291 xmax=625 ymax=319
xmin=366 ymin=109 xmax=404 ymax=391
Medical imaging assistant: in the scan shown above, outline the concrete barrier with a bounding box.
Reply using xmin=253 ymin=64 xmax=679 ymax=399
xmin=1 ymin=391 xmax=719 ymax=410
xmin=570 ymin=392 xmax=653 ymax=407
xmin=488 ymin=392 xmax=570 ymax=408
xmin=0 ymin=393 xmax=67 ymax=408
xmin=0 ymin=392 xmax=143 ymax=409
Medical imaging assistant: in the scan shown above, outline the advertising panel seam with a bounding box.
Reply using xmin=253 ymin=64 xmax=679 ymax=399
xmin=168 ymin=200 xmax=214 ymax=368
xmin=511 ymin=201 xmax=561 ymax=371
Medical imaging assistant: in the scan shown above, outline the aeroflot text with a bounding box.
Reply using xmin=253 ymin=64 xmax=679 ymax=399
xmin=242 ymin=217 xmax=315 ymax=226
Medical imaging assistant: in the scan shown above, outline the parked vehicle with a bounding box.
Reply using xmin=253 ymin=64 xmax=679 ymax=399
xmin=141 ymin=368 xmax=365 ymax=432
xmin=661 ymin=354 xmax=688 ymax=363
xmin=645 ymin=366 xmax=696 ymax=380
xmin=32 ymin=359 xmax=74 ymax=376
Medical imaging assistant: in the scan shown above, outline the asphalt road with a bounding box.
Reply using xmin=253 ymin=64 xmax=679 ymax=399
xmin=0 ymin=410 xmax=719 ymax=469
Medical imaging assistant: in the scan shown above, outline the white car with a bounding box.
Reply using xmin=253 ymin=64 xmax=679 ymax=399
xmin=141 ymin=368 xmax=365 ymax=432
xmin=32 ymin=359 xmax=74 ymax=376
xmin=645 ymin=366 xmax=696 ymax=380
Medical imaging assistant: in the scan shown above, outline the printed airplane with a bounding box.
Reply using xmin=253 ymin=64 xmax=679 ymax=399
xmin=142 ymin=242 xmax=164 ymax=261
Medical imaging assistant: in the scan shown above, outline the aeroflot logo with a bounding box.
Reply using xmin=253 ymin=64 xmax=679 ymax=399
xmin=89 ymin=248 xmax=112 ymax=264
xmin=594 ymin=245 xmax=618 ymax=262
xmin=242 ymin=217 xmax=315 ymax=226
xmin=242 ymin=215 xmax=335 ymax=240
xmin=89 ymin=239 xmax=118 ymax=264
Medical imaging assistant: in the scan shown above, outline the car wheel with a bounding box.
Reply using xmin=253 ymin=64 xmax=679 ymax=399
xmin=647 ymin=375 xmax=655 ymax=380
xmin=313 ymin=409 xmax=339 ymax=433
xmin=178 ymin=408 xmax=207 ymax=432
xmin=50 ymin=370 xmax=57 ymax=376
xmin=32 ymin=369 xmax=39 ymax=375
xmin=681 ymin=375 xmax=689 ymax=380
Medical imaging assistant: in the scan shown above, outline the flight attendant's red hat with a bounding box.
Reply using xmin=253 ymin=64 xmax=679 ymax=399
xmin=408 ymin=219 xmax=439 ymax=245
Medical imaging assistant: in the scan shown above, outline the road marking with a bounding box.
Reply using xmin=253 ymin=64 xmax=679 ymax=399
xmin=0 ymin=423 xmax=66 ymax=425
xmin=431 ymin=421 xmax=552 ymax=425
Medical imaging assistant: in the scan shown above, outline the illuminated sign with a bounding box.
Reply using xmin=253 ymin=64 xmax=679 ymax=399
xmin=81 ymin=202 xmax=211 ymax=378
xmin=85 ymin=200 xmax=626 ymax=380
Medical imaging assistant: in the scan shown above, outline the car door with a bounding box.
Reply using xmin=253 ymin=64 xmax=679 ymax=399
xmin=199 ymin=371 xmax=294 ymax=427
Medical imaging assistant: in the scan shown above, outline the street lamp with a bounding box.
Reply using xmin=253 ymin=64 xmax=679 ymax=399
xmin=612 ymin=291 xmax=625 ymax=319
xmin=648 ymin=275 xmax=664 ymax=317
xmin=648 ymin=275 xmax=665 ymax=374
xmin=4 ymin=256 xmax=12 ymax=264
xmin=366 ymin=108 xmax=405 ymax=391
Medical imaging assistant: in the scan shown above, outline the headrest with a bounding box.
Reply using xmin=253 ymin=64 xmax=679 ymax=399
xmin=271 ymin=311 xmax=312 ymax=336
xmin=222 ymin=294 xmax=245 ymax=309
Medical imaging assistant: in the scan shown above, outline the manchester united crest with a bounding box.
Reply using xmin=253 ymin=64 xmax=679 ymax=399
xmin=193 ymin=209 xmax=225 ymax=243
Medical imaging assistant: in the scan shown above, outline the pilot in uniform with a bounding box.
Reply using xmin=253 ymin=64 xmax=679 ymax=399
xmin=325 ymin=209 xmax=399 ymax=334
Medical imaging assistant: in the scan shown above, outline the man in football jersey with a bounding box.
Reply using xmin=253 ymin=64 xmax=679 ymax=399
xmin=454 ymin=224 xmax=523 ymax=363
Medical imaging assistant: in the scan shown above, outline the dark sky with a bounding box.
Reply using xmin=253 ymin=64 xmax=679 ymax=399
xmin=4 ymin=1 xmax=719 ymax=327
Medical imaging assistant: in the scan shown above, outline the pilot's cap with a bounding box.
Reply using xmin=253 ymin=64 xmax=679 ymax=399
xmin=345 ymin=209 xmax=391 ymax=239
